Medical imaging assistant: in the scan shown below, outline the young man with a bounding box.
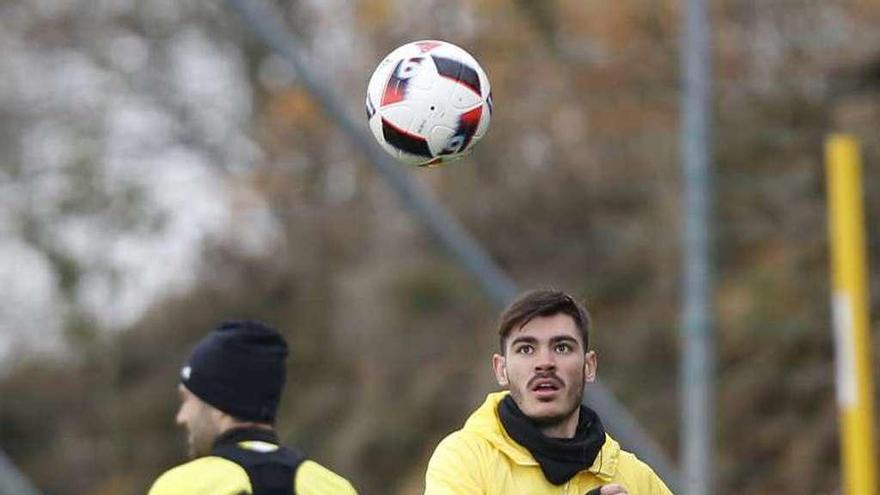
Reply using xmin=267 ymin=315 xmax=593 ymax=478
xmin=148 ymin=320 xmax=358 ymax=495
xmin=424 ymin=289 xmax=673 ymax=495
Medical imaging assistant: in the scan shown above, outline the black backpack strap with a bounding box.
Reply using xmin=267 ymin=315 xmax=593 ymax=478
xmin=213 ymin=438 xmax=307 ymax=495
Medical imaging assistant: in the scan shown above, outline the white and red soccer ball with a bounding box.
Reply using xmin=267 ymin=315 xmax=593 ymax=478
xmin=366 ymin=40 xmax=493 ymax=166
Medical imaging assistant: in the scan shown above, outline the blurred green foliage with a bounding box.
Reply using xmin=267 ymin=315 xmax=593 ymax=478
xmin=1 ymin=1 xmax=879 ymax=495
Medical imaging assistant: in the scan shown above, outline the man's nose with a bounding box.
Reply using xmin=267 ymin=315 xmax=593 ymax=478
xmin=534 ymin=347 xmax=557 ymax=371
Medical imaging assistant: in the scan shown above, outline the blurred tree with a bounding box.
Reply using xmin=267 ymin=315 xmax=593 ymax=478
xmin=0 ymin=1 xmax=878 ymax=494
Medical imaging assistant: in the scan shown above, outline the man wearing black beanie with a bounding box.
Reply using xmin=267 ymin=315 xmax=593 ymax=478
xmin=148 ymin=320 xmax=358 ymax=495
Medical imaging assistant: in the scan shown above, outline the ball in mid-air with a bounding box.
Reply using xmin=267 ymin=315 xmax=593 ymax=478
xmin=366 ymin=40 xmax=492 ymax=167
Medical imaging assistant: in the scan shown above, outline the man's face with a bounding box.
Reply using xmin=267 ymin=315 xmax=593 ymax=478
xmin=492 ymin=313 xmax=597 ymax=429
xmin=175 ymin=384 xmax=222 ymax=458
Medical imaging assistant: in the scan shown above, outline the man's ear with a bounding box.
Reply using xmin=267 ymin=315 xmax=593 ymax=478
xmin=584 ymin=350 xmax=597 ymax=383
xmin=492 ymin=353 xmax=508 ymax=387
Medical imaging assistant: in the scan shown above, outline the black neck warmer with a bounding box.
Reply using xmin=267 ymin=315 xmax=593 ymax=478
xmin=498 ymin=394 xmax=606 ymax=485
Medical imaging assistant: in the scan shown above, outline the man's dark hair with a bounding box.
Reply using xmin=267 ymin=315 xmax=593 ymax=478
xmin=497 ymin=289 xmax=591 ymax=354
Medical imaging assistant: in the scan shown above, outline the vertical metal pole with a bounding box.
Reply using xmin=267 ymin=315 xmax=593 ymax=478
xmin=680 ymin=0 xmax=714 ymax=494
xmin=826 ymin=134 xmax=878 ymax=495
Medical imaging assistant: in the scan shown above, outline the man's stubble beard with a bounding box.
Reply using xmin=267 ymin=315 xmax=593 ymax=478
xmin=511 ymin=368 xmax=586 ymax=427
xmin=186 ymin=414 xmax=222 ymax=459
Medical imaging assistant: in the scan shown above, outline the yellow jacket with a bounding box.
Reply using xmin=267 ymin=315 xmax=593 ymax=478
xmin=148 ymin=428 xmax=357 ymax=495
xmin=425 ymin=392 xmax=673 ymax=495
xmin=148 ymin=457 xmax=356 ymax=495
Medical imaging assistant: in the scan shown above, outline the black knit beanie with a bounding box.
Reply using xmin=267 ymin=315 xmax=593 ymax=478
xmin=181 ymin=320 xmax=288 ymax=423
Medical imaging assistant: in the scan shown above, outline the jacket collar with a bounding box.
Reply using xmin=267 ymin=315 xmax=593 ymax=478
xmin=463 ymin=392 xmax=620 ymax=482
xmin=212 ymin=426 xmax=279 ymax=450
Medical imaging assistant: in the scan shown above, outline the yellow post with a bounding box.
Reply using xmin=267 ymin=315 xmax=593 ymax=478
xmin=826 ymin=133 xmax=877 ymax=495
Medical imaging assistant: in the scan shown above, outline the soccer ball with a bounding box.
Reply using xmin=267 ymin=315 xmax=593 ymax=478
xmin=366 ymin=40 xmax=493 ymax=167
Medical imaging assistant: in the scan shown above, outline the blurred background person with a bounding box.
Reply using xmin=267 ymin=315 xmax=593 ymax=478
xmin=148 ymin=320 xmax=357 ymax=495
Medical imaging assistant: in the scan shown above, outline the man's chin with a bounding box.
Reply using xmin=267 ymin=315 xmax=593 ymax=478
xmin=533 ymin=414 xmax=571 ymax=427
xmin=522 ymin=403 xmax=569 ymax=425
xmin=187 ymin=439 xmax=204 ymax=459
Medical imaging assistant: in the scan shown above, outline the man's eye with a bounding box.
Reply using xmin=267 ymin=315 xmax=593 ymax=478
xmin=515 ymin=345 xmax=534 ymax=354
xmin=555 ymin=343 xmax=572 ymax=353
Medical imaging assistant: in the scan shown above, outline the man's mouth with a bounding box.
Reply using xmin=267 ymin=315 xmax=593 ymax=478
xmin=529 ymin=377 xmax=563 ymax=400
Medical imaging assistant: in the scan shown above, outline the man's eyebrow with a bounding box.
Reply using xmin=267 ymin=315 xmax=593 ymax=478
xmin=510 ymin=335 xmax=580 ymax=347
xmin=509 ymin=336 xmax=538 ymax=346
xmin=549 ymin=335 xmax=581 ymax=348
